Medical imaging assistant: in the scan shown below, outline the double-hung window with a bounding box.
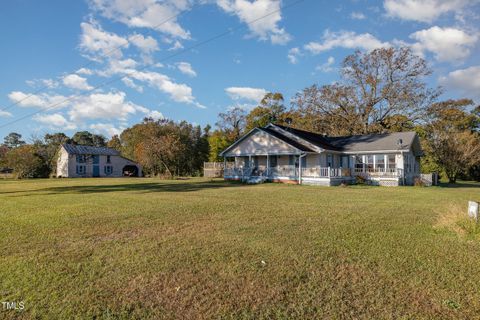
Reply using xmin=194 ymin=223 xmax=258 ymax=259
xmin=375 ymin=154 xmax=385 ymax=170
xmin=269 ymin=155 xmax=277 ymax=168
xmin=104 ymin=165 xmax=113 ymax=175
xmin=366 ymin=155 xmax=374 ymax=170
xmin=387 ymin=155 xmax=396 ymax=170
xmin=355 ymin=156 xmax=364 ymax=170
xmin=76 ymin=155 xmax=86 ymax=163
xmin=76 ymin=165 xmax=86 ymax=175
xmin=326 ymin=154 xmax=333 ymax=167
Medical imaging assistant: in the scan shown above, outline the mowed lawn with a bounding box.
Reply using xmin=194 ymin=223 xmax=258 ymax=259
xmin=1 ymin=178 xmax=479 ymax=319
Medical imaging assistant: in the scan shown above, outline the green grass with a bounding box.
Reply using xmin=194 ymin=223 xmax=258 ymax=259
xmin=1 ymin=178 xmax=479 ymax=319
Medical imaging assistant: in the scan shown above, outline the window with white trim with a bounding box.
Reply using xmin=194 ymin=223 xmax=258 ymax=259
xmin=375 ymin=154 xmax=385 ymax=170
xmin=387 ymin=155 xmax=396 ymax=169
xmin=355 ymin=155 xmax=364 ymax=169
xmin=366 ymin=155 xmax=374 ymax=169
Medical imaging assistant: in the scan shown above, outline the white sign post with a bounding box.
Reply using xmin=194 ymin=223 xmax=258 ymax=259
xmin=468 ymin=201 xmax=479 ymax=222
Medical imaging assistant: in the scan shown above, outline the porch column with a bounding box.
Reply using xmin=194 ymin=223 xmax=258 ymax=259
xmin=266 ymin=154 xmax=270 ymax=177
xmin=223 ymin=157 xmax=227 ymax=178
xmin=299 ymin=154 xmax=304 ymax=184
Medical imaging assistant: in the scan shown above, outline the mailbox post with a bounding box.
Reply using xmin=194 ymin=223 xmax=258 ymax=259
xmin=468 ymin=201 xmax=479 ymax=222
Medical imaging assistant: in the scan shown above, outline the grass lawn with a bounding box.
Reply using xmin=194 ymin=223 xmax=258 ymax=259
xmin=1 ymin=178 xmax=480 ymax=319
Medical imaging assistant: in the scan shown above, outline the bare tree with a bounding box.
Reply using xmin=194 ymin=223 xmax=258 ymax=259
xmin=292 ymin=47 xmax=440 ymax=135
xmin=215 ymin=106 xmax=247 ymax=141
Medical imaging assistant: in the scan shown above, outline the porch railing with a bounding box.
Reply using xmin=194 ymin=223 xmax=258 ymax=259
xmin=224 ymin=165 xmax=403 ymax=179
xmin=353 ymin=167 xmax=402 ymax=177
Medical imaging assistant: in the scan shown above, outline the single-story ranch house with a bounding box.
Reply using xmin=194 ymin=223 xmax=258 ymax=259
xmin=57 ymin=144 xmax=142 ymax=178
xmin=220 ymin=123 xmax=423 ymax=186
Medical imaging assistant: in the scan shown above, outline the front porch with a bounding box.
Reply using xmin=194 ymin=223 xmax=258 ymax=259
xmin=223 ymin=154 xmax=405 ymax=186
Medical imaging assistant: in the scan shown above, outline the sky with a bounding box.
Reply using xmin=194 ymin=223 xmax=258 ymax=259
xmin=0 ymin=0 xmax=479 ymax=140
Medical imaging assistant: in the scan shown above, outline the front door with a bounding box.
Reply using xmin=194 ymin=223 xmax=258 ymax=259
xmin=93 ymin=165 xmax=100 ymax=177
xmin=92 ymin=155 xmax=100 ymax=177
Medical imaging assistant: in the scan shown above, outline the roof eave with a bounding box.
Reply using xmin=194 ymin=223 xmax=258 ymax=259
xmin=267 ymin=123 xmax=326 ymax=153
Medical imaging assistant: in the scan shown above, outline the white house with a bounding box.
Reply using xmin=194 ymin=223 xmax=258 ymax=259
xmin=56 ymin=144 xmax=142 ymax=178
xmin=220 ymin=123 xmax=423 ymax=186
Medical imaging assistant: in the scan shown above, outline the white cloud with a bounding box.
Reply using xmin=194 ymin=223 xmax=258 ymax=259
xmin=146 ymin=110 xmax=164 ymax=120
xmin=225 ymin=87 xmax=267 ymax=102
xmin=129 ymin=70 xmax=204 ymax=107
xmin=89 ymin=123 xmax=125 ymax=136
xmin=122 ymin=77 xmax=144 ymax=92
xmin=68 ymin=91 xmax=146 ymax=121
xmin=63 ymin=74 xmax=94 ymax=91
xmin=409 ymin=26 xmax=478 ymax=62
xmin=0 ymin=110 xmax=12 ymax=117
xmin=128 ymin=33 xmax=159 ymax=54
xmin=9 ymin=90 xmax=151 ymax=123
xmin=168 ymin=40 xmax=184 ymax=51
xmin=304 ymin=30 xmax=390 ymax=54
xmin=315 ymin=56 xmax=335 ymax=73
xmin=8 ymin=91 xmax=69 ymax=110
xmin=287 ymin=47 xmax=301 ymax=64
xmin=439 ymin=66 xmax=480 ymax=99
xmin=26 ymin=78 xmax=59 ymax=89
xmin=216 ymin=0 xmax=291 ymax=45
xmin=176 ymin=62 xmax=197 ymax=77
xmin=76 ymin=68 xmax=94 ymax=75
xmin=89 ymin=0 xmax=192 ymax=40
xmin=33 ymin=113 xmax=77 ymax=130
xmin=99 ymin=59 xmax=204 ymax=108
xmin=79 ymin=20 xmax=129 ymax=60
xmin=384 ymin=0 xmax=473 ymax=23
xmin=350 ymin=12 xmax=366 ymax=20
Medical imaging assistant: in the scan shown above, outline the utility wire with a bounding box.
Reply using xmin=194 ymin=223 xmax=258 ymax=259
xmin=0 ymin=4 xmax=192 ymax=113
xmin=0 ymin=0 xmax=306 ymax=130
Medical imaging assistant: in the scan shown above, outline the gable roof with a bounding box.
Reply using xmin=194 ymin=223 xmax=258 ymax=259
xmin=271 ymin=124 xmax=421 ymax=154
xmin=62 ymin=144 xmax=120 ymax=156
xmin=219 ymin=127 xmax=313 ymax=157
xmin=220 ymin=123 xmax=423 ymax=157
xmin=260 ymin=127 xmax=316 ymax=152
xmin=271 ymin=124 xmax=340 ymax=151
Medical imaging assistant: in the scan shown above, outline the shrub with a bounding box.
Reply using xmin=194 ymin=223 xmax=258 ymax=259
xmin=5 ymin=145 xmax=49 ymax=179
xmin=355 ymin=175 xmax=366 ymax=185
xmin=414 ymin=177 xmax=425 ymax=187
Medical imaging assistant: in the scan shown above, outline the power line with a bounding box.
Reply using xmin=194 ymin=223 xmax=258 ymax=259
xmin=0 ymin=4 xmax=192 ymax=113
xmin=0 ymin=0 xmax=306 ymax=130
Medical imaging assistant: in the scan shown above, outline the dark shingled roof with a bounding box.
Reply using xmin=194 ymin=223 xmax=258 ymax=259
xmin=326 ymin=131 xmax=417 ymax=152
xmin=62 ymin=144 xmax=120 ymax=156
xmin=272 ymin=124 xmax=340 ymax=151
xmin=271 ymin=124 xmax=418 ymax=153
xmin=260 ymin=127 xmax=316 ymax=152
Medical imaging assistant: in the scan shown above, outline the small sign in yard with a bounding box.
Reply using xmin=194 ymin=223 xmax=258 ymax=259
xmin=468 ymin=201 xmax=479 ymax=221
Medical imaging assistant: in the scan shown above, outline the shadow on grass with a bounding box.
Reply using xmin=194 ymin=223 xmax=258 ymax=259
xmin=3 ymin=179 xmax=247 ymax=196
xmin=438 ymin=181 xmax=480 ymax=189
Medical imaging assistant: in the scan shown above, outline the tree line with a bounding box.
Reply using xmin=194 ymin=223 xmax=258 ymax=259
xmin=0 ymin=47 xmax=478 ymax=182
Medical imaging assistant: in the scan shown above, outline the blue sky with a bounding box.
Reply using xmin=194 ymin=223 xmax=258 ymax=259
xmin=0 ymin=0 xmax=479 ymax=139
